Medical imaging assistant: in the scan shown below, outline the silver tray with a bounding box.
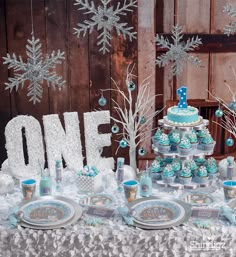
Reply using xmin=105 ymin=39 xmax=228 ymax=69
xmin=18 ymin=196 xmax=83 ymax=230
xmin=127 ymin=197 xmax=191 ymax=230
xmin=152 ymin=145 xmax=214 ymax=159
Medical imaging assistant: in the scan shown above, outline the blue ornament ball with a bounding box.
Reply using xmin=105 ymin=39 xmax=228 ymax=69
xmin=215 ymin=109 xmax=223 ymax=118
xmin=98 ymin=96 xmax=107 ymax=106
xmin=111 ymin=124 xmax=119 ymax=134
xmin=138 ymin=147 xmax=146 ymax=156
xmin=226 ymin=138 xmax=234 ymax=147
xmin=119 ymin=139 xmax=128 ymax=148
xmin=229 ymin=101 xmax=236 ymax=111
xmin=139 ymin=116 xmax=146 ymax=124
xmin=128 ymin=81 xmax=136 ymax=91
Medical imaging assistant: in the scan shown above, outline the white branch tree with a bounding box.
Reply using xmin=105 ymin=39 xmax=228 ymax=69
xmin=102 ymin=64 xmax=163 ymax=174
xmin=209 ymin=67 xmax=236 ymax=139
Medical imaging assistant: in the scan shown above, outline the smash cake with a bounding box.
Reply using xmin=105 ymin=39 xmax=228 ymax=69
xmin=164 ymin=86 xmax=202 ymax=126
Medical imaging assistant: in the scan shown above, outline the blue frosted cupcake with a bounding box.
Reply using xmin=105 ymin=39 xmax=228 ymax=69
xmin=187 ymin=131 xmax=198 ymax=150
xmin=150 ymin=159 xmax=162 ymax=180
xmin=162 ymin=164 xmax=176 ymax=184
xmin=177 ymin=138 xmax=192 ymax=155
xmin=186 ymin=160 xmax=198 ymax=176
xmin=197 ymin=128 xmax=210 ymax=143
xmin=200 ymin=134 xmax=215 ymax=152
xmin=206 ymin=157 xmax=218 ymax=179
xmin=154 ymin=156 xmax=165 ymax=167
xmin=152 ymin=128 xmax=163 ymax=146
xmin=169 ymin=129 xmax=181 ymax=151
xmin=171 ymin=158 xmax=182 ymax=174
xmin=196 ymin=166 xmax=209 ymax=183
xmin=194 ymin=157 xmax=206 ymax=166
xmin=157 ymin=133 xmax=171 ymax=153
xmin=179 ymin=167 xmax=192 ymax=185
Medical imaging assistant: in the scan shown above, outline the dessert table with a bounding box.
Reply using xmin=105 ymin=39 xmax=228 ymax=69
xmin=0 ymin=171 xmax=236 ymax=257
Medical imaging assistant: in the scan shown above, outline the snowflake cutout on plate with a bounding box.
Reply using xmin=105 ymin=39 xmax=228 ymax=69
xmin=74 ymin=0 xmax=137 ymax=54
xmin=155 ymin=24 xmax=202 ymax=76
xmin=3 ymin=35 xmax=66 ymax=104
xmin=223 ymin=4 xmax=236 ymax=36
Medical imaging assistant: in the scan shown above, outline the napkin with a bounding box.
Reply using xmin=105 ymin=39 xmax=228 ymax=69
xmin=8 ymin=206 xmax=19 ymax=228
xmin=220 ymin=206 xmax=236 ymax=226
xmin=117 ymin=206 xmax=134 ymax=226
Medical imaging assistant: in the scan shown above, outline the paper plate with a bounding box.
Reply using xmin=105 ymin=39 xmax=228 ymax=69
xmin=180 ymin=192 xmax=215 ymax=206
xmin=79 ymin=194 xmax=115 ymax=208
xmin=19 ymin=197 xmax=76 ymax=227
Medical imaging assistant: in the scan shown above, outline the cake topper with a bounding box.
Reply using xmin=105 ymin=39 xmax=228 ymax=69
xmin=177 ymin=86 xmax=188 ymax=109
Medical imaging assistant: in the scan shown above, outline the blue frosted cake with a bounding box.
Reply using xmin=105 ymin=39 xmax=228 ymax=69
xmin=164 ymin=105 xmax=202 ymax=126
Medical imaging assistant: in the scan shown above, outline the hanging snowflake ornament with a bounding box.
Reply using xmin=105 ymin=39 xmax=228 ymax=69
xmin=73 ymin=0 xmax=137 ymax=54
xmin=3 ymin=35 xmax=66 ymax=104
xmin=223 ymin=4 xmax=236 ymax=36
xmin=155 ymin=25 xmax=202 ymax=76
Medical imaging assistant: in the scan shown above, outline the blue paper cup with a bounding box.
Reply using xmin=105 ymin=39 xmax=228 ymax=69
xmin=21 ymin=179 xmax=36 ymax=200
xmin=122 ymin=180 xmax=139 ymax=202
xmin=223 ymin=180 xmax=236 ymax=201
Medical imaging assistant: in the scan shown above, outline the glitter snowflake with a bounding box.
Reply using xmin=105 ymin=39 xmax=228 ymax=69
xmin=223 ymin=4 xmax=236 ymax=36
xmin=155 ymin=25 xmax=202 ymax=76
xmin=74 ymin=0 xmax=137 ymax=54
xmin=3 ymin=35 xmax=66 ymax=104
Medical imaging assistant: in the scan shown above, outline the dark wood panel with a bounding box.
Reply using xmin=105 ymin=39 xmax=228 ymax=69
xmin=110 ymin=0 xmax=138 ymax=165
xmin=0 ymin=0 xmax=11 ymax=164
xmin=6 ymin=0 xmax=49 ymax=120
xmin=68 ymin=0 xmax=90 ymax=163
xmin=46 ymin=0 xmax=69 ymax=115
xmin=156 ymin=34 xmax=236 ymax=53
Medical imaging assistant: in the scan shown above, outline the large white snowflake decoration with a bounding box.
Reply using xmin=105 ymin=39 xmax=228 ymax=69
xmin=74 ymin=0 xmax=137 ymax=54
xmin=3 ymin=35 xmax=66 ymax=104
xmin=223 ymin=4 xmax=236 ymax=36
xmin=155 ymin=25 xmax=202 ymax=76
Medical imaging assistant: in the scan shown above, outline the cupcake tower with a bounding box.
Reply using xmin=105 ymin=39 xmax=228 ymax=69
xmin=151 ymin=86 xmax=217 ymax=188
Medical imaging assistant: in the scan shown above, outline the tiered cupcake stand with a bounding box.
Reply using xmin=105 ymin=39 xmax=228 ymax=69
xmin=152 ymin=117 xmax=215 ymax=190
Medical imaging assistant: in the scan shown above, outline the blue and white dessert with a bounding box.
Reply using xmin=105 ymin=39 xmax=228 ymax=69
xmin=200 ymin=134 xmax=215 ymax=151
xmin=206 ymin=157 xmax=218 ymax=179
xmin=179 ymin=167 xmax=192 ymax=185
xmin=152 ymin=128 xmax=163 ymax=146
xmin=77 ymin=166 xmax=99 ymax=177
xmin=187 ymin=131 xmax=198 ymax=149
xmin=157 ymin=133 xmax=171 ymax=153
xmin=161 ymin=164 xmax=176 ymax=184
xmin=185 ymin=160 xmax=198 ymax=175
xmin=150 ymin=159 xmax=162 ymax=180
xmin=169 ymin=129 xmax=181 ymax=151
xmin=196 ymin=166 xmax=208 ymax=183
xmin=194 ymin=157 xmax=206 ymax=166
xmin=165 ymin=105 xmax=201 ymax=126
xmin=171 ymin=158 xmax=182 ymax=173
xmin=177 ymin=138 xmax=192 ymax=155
xmin=196 ymin=128 xmax=210 ymax=143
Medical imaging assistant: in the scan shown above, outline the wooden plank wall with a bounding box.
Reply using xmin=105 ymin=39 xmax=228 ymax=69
xmin=0 ymin=0 xmax=138 ymax=165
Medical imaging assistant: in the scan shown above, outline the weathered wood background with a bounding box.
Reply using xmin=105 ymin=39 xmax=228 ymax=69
xmin=0 ymin=0 xmax=235 ymax=168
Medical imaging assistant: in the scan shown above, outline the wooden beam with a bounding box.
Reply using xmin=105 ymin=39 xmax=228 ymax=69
xmin=156 ymin=34 xmax=236 ymax=53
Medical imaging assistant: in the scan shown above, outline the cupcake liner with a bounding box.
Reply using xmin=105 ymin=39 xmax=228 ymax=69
xmin=191 ymin=142 xmax=198 ymax=150
xmin=161 ymin=175 xmax=176 ymax=184
xmin=157 ymin=144 xmax=171 ymax=153
xmin=151 ymin=172 xmax=162 ymax=180
xmin=179 ymin=176 xmax=192 ymax=185
xmin=199 ymin=141 xmax=216 ymax=152
xmin=208 ymin=172 xmax=218 ymax=180
xmin=152 ymin=136 xmax=159 ymax=147
xmin=196 ymin=176 xmax=209 ymax=184
xmin=177 ymin=146 xmax=192 ymax=156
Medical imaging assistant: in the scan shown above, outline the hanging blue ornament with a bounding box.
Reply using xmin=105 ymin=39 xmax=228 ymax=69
xmin=98 ymin=96 xmax=107 ymax=106
xmin=138 ymin=147 xmax=146 ymax=156
xmin=226 ymin=138 xmax=234 ymax=147
xmin=139 ymin=116 xmax=146 ymax=124
xmin=111 ymin=124 xmax=119 ymax=134
xmin=127 ymin=81 xmax=136 ymax=91
xmin=229 ymin=101 xmax=236 ymax=111
xmin=119 ymin=139 xmax=128 ymax=148
xmin=215 ymin=109 xmax=223 ymax=118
